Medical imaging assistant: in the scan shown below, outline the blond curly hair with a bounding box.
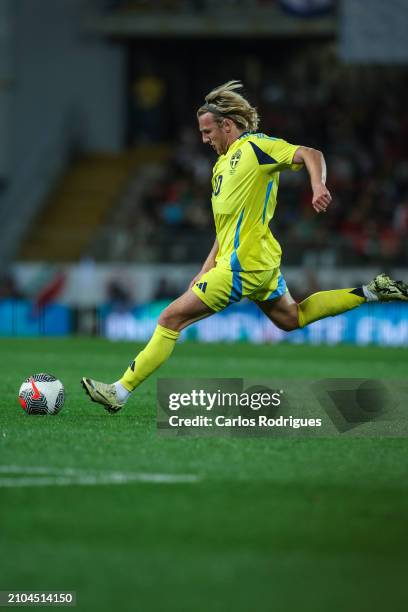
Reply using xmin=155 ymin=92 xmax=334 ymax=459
xmin=197 ymin=80 xmax=259 ymax=132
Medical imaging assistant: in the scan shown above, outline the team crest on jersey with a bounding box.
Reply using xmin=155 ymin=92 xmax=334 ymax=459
xmin=230 ymin=149 xmax=242 ymax=173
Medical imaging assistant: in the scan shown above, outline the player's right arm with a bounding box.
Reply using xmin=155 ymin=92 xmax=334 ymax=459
xmin=293 ymin=146 xmax=332 ymax=213
xmin=253 ymin=136 xmax=332 ymax=213
xmin=189 ymin=239 xmax=219 ymax=289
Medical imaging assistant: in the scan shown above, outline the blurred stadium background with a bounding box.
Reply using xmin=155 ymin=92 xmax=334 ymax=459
xmin=1 ymin=0 xmax=407 ymax=345
xmin=2 ymin=3 xmax=408 ymax=612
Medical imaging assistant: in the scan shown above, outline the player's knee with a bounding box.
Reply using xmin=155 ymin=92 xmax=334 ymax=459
xmin=158 ymin=307 xmax=179 ymax=330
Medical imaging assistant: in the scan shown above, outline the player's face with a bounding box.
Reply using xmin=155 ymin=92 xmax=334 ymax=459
xmin=198 ymin=112 xmax=229 ymax=155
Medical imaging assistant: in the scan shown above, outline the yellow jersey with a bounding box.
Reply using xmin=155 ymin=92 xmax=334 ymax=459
xmin=211 ymin=132 xmax=302 ymax=271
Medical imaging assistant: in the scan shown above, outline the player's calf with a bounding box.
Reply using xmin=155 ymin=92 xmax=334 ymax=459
xmin=272 ymin=310 xmax=300 ymax=332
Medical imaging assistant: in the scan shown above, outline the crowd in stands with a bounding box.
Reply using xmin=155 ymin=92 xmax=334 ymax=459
xmin=96 ymin=45 xmax=408 ymax=268
xmin=259 ymin=49 xmax=408 ymax=267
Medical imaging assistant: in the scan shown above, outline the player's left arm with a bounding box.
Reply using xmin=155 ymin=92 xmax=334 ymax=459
xmin=293 ymin=146 xmax=332 ymax=213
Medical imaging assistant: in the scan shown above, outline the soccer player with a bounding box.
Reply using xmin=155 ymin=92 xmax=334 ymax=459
xmin=81 ymin=81 xmax=408 ymax=413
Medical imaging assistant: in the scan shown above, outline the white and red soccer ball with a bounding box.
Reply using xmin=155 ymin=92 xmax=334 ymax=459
xmin=18 ymin=374 xmax=65 ymax=415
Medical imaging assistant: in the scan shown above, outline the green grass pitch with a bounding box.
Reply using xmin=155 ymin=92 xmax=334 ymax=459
xmin=1 ymin=338 xmax=407 ymax=612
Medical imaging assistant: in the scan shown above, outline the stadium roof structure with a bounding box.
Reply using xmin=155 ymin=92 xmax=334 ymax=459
xmin=82 ymin=2 xmax=335 ymax=39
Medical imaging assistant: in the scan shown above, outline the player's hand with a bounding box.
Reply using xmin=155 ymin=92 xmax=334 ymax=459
xmin=312 ymin=184 xmax=332 ymax=213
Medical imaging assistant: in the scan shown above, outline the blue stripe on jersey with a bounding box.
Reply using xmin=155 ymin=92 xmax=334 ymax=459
xmin=230 ymin=208 xmax=244 ymax=271
xmin=262 ymin=179 xmax=274 ymax=224
xmin=228 ymin=208 xmax=245 ymax=304
xmin=265 ymin=274 xmax=287 ymax=301
xmin=234 ymin=208 xmax=244 ymax=250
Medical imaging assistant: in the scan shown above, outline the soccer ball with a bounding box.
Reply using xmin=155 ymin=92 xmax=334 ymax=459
xmin=18 ymin=373 xmax=65 ymax=415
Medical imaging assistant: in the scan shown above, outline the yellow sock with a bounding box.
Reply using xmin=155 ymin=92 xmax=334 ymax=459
xmin=119 ymin=324 xmax=180 ymax=391
xmin=298 ymin=289 xmax=365 ymax=328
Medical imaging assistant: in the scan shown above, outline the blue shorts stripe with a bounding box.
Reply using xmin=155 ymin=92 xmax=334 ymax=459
xmin=265 ymin=273 xmax=287 ymax=301
xmin=228 ymin=270 xmax=243 ymax=305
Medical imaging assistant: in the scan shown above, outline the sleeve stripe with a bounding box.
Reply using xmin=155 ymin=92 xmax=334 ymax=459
xmin=249 ymin=141 xmax=279 ymax=165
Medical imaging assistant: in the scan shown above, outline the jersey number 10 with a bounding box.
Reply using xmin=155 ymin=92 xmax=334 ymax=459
xmin=213 ymin=175 xmax=223 ymax=196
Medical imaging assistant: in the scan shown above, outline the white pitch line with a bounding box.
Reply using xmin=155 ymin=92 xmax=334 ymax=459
xmin=0 ymin=466 xmax=67 ymax=474
xmin=0 ymin=466 xmax=200 ymax=487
